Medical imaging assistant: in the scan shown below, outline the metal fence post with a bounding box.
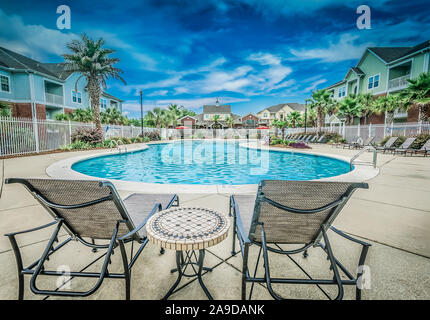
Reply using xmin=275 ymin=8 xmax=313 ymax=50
xmin=357 ymin=122 xmax=361 ymax=138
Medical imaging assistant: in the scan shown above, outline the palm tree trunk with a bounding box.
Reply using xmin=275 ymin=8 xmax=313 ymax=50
xmin=316 ymin=107 xmax=322 ymax=133
xmin=88 ymin=76 xmax=102 ymax=141
xmin=387 ymin=112 xmax=394 ymax=125
xmin=419 ymin=104 xmax=429 ymax=122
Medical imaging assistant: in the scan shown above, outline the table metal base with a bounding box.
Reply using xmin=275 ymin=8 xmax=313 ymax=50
xmin=162 ymin=249 xmax=213 ymax=300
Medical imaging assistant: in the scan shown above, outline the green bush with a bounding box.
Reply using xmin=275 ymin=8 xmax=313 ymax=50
xmin=71 ymin=127 xmax=103 ymax=144
xmin=60 ymin=141 xmax=92 ymax=151
xmin=322 ymin=132 xmax=343 ymax=143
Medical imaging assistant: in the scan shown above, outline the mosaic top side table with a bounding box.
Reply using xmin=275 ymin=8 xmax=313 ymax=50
xmin=146 ymin=206 xmax=230 ymax=300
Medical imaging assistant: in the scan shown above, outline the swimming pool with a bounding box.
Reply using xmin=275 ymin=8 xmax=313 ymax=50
xmin=72 ymin=141 xmax=352 ymax=185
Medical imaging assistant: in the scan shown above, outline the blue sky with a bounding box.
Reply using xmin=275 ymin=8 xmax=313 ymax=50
xmin=0 ymin=0 xmax=429 ymax=118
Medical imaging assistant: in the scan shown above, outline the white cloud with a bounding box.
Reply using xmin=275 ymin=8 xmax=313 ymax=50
xmin=147 ymin=90 xmax=169 ymax=97
xmin=289 ymin=34 xmax=368 ymax=62
xmin=303 ymin=79 xmax=327 ymax=92
xmin=0 ymin=9 xmax=78 ymax=60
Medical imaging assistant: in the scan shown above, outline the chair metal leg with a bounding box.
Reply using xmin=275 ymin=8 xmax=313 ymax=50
xmin=356 ymin=245 xmax=370 ymax=300
xmin=118 ymin=240 xmax=131 ymax=300
xmin=241 ymin=243 xmax=249 ymax=300
xmin=7 ymin=234 xmax=24 ymax=300
xmin=231 ymin=209 xmax=237 ymax=255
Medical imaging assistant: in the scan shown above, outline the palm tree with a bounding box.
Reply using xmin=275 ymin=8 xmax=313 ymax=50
xmin=101 ymin=107 xmax=126 ymax=125
xmin=277 ymin=120 xmax=288 ymax=140
xmin=337 ymin=95 xmax=362 ymax=125
xmin=357 ymin=93 xmax=375 ymax=125
xmin=71 ymin=108 xmax=94 ymax=123
xmin=225 ymin=116 xmax=235 ymax=128
xmin=212 ymin=115 xmax=222 ymax=128
xmin=63 ymin=34 xmax=126 ymax=139
xmin=401 ymin=72 xmax=430 ymax=122
xmin=308 ymin=89 xmax=333 ymax=133
xmin=272 ymin=119 xmax=280 ymax=137
xmin=168 ymin=104 xmax=183 ymax=117
xmin=374 ymin=94 xmax=407 ymax=125
xmin=0 ymin=102 xmax=11 ymax=117
xmin=287 ymin=111 xmax=301 ymax=128
xmin=146 ymin=107 xmax=166 ymax=129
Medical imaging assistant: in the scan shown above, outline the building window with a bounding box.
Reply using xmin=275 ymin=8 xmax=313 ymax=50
xmin=263 ymin=112 xmax=267 ymax=118
xmin=204 ymin=114 xmax=209 ymax=120
xmin=368 ymin=74 xmax=380 ymax=89
xmin=72 ymin=90 xmax=82 ymax=103
xmin=338 ymin=86 xmax=346 ymax=97
xmin=100 ymin=98 xmax=107 ymax=109
xmin=0 ymin=75 xmax=10 ymax=92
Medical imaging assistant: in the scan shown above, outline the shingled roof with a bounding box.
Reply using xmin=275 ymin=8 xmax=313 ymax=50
xmin=0 ymin=47 xmax=58 ymax=78
xmin=265 ymin=103 xmax=305 ymax=113
xmin=203 ymin=105 xmax=231 ymax=114
xmin=42 ymin=63 xmax=74 ymax=80
xmin=368 ymin=40 xmax=430 ymax=63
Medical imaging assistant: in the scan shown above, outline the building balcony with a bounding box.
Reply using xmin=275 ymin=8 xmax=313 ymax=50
xmin=45 ymin=92 xmax=64 ymax=105
xmin=388 ymin=74 xmax=410 ymax=91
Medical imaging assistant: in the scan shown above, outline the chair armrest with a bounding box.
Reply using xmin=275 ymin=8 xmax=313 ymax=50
xmin=118 ymin=203 xmax=162 ymax=241
xmin=329 ymin=226 xmax=371 ymax=247
xmin=4 ymin=219 xmax=60 ymax=237
xmin=230 ymin=196 xmax=251 ymax=244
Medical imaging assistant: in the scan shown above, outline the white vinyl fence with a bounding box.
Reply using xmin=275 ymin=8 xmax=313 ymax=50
xmin=1 ymin=116 xmax=429 ymax=156
xmin=0 ymin=116 xmax=157 ymax=156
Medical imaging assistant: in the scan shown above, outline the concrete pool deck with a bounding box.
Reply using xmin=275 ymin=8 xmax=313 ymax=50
xmin=0 ymin=142 xmax=429 ymax=299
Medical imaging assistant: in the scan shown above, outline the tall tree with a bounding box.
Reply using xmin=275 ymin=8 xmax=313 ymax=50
xmin=225 ymin=116 xmax=235 ymax=128
xmin=357 ymin=93 xmax=375 ymax=125
xmin=308 ymin=89 xmax=333 ymax=133
xmin=146 ymin=107 xmax=166 ymax=129
xmin=401 ymin=72 xmax=430 ymax=122
xmin=277 ymin=120 xmax=288 ymax=140
xmin=337 ymin=95 xmax=363 ymax=125
xmin=374 ymin=94 xmax=407 ymax=125
xmin=63 ymin=34 xmax=125 ymax=140
xmin=287 ymin=111 xmax=301 ymax=128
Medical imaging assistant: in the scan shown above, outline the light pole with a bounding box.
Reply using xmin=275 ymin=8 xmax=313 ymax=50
xmin=304 ymin=99 xmax=308 ymax=134
xmin=139 ymin=90 xmax=143 ymax=137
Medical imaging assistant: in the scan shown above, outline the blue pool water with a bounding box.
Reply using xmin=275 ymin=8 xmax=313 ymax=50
xmin=72 ymin=141 xmax=352 ymax=185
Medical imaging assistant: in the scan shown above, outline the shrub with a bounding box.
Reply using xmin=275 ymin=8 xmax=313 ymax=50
xmin=322 ymin=132 xmax=343 ymax=144
xmin=121 ymin=137 xmax=132 ymax=144
xmin=60 ymin=141 xmax=92 ymax=151
xmin=289 ymin=142 xmax=311 ymax=149
xmin=139 ymin=131 xmax=161 ymax=141
xmin=71 ymin=127 xmax=103 ymax=144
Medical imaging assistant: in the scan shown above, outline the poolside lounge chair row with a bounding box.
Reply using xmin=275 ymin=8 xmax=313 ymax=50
xmin=284 ymin=134 xmax=326 ymax=144
xmin=336 ymin=136 xmax=429 ymax=156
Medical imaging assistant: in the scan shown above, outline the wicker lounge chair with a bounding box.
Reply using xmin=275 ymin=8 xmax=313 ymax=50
xmin=309 ymin=135 xmax=318 ymax=143
xmin=314 ymin=135 xmax=326 ymax=144
xmin=375 ymin=136 xmax=398 ymax=153
xmin=230 ymin=180 xmax=370 ymax=300
xmin=392 ymin=137 xmax=416 ymax=155
xmin=405 ymin=138 xmax=430 ymax=157
xmin=342 ymin=137 xmax=362 ymax=149
xmin=4 ymin=178 xmax=179 ymax=300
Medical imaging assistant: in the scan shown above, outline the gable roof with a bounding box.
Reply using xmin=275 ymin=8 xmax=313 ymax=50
xmin=42 ymin=63 xmax=74 ymax=80
xmin=264 ymin=103 xmax=305 ymax=113
xmin=102 ymin=91 xmax=123 ymax=102
xmin=368 ymin=47 xmax=413 ymax=63
xmin=0 ymin=47 xmax=58 ymax=78
xmin=203 ymin=104 xmax=231 ymax=114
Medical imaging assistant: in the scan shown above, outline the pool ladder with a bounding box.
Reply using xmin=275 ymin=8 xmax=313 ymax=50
xmin=109 ymin=140 xmax=128 ymax=153
xmin=350 ymin=146 xmax=377 ymax=170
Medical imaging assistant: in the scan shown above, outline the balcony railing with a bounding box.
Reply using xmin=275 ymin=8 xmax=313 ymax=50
xmin=45 ymin=92 xmax=64 ymax=105
xmin=388 ymin=74 xmax=410 ymax=90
